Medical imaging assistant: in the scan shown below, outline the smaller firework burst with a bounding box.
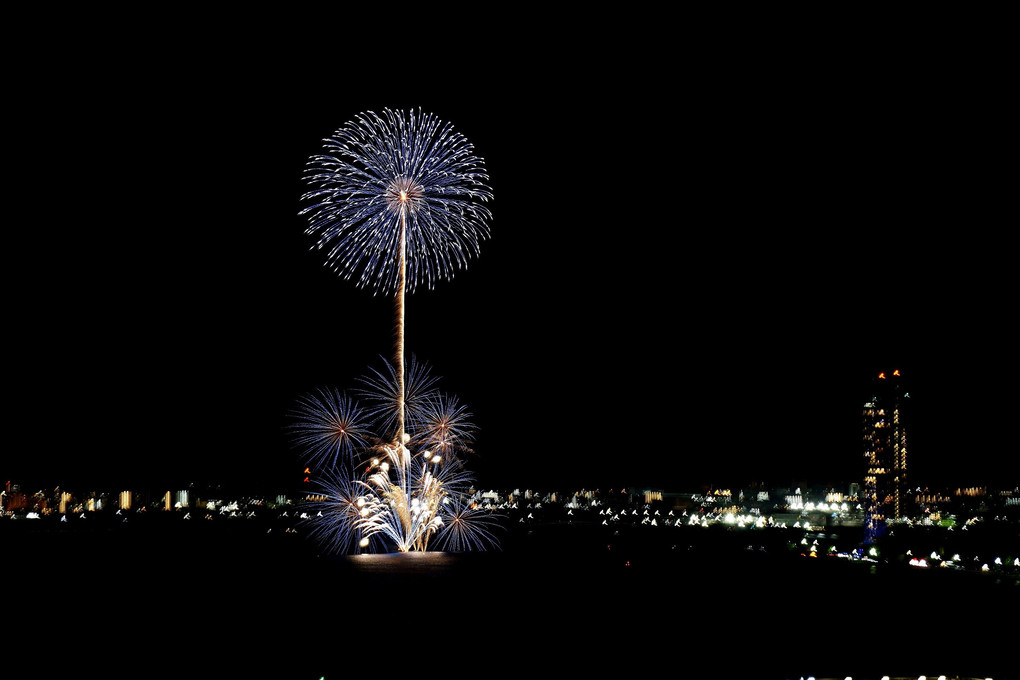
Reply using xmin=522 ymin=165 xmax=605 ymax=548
xmin=413 ymin=393 xmax=477 ymax=461
xmin=355 ymin=355 xmax=440 ymax=442
xmin=292 ymin=359 xmax=501 ymax=554
xmin=289 ymin=387 xmax=370 ymax=472
xmin=433 ymin=495 xmax=504 ymax=553
xmin=301 ymin=467 xmax=376 ymax=555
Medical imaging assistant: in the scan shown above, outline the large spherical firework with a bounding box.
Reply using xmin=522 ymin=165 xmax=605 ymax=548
xmin=300 ymin=108 xmax=494 ymax=294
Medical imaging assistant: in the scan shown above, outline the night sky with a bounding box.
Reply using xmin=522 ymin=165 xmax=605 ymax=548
xmin=7 ymin=33 xmax=1015 ymax=494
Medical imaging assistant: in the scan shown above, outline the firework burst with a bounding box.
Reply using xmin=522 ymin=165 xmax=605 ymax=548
xmin=433 ymin=495 xmax=504 ymax=553
xmin=288 ymin=387 xmax=370 ymax=471
xmin=355 ymin=355 xmax=440 ymax=443
xmin=300 ymin=108 xmax=494 ymax=295
xmin=301 ymin=467 xmax=376 ymax=555
xmin=413 ymin=392 xmax=476 ymax=461
xmin=294 ymin=360 xmax=500 ymax=554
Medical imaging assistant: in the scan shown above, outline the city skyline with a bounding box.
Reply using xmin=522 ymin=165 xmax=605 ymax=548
xmin=8 ymin=47 xmax=1014 ymax=494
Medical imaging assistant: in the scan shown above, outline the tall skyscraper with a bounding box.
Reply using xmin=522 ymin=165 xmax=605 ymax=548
xmin=862 ymin=369 xmax=910 ymax=544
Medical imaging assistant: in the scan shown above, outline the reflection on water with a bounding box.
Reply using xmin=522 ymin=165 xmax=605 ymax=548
xmin=345 ymin=551 xmax=459 ymax=574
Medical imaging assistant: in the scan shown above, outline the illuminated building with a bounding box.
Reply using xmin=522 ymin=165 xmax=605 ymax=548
xmin=6 ymin=491 xmax=29 ymax=512
xmin=119 ymin=490 xmax=132 ymax=510
xmin=862 ymin=369 xmax=910 ymax=544
xmin=644 ymin=490 xmax=663 ymax=503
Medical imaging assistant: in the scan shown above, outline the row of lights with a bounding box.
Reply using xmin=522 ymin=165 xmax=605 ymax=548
xmin=799 ymin=676 xmax=993 ymax=680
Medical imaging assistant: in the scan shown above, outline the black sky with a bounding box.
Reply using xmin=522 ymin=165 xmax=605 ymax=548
xmin=7 ymin=27 xmax=1016 ymax=493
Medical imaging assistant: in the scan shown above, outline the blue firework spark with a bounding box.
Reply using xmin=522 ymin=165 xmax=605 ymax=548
xmin=413 ymin=392 xmax=477 ymax=460
xmin=301 ymin=467 xmax=377 ymax=555
xmin=434 ymin=495 xmax=503 ymax=553
xmin=300 ymin=108 xmax=494 ymax=294
xmin=288 ymin=387 xmax=370 ymax=471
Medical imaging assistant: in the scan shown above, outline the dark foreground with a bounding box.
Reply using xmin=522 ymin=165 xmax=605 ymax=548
xmin=5 ymin=516 xmax=1016 ymax=679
